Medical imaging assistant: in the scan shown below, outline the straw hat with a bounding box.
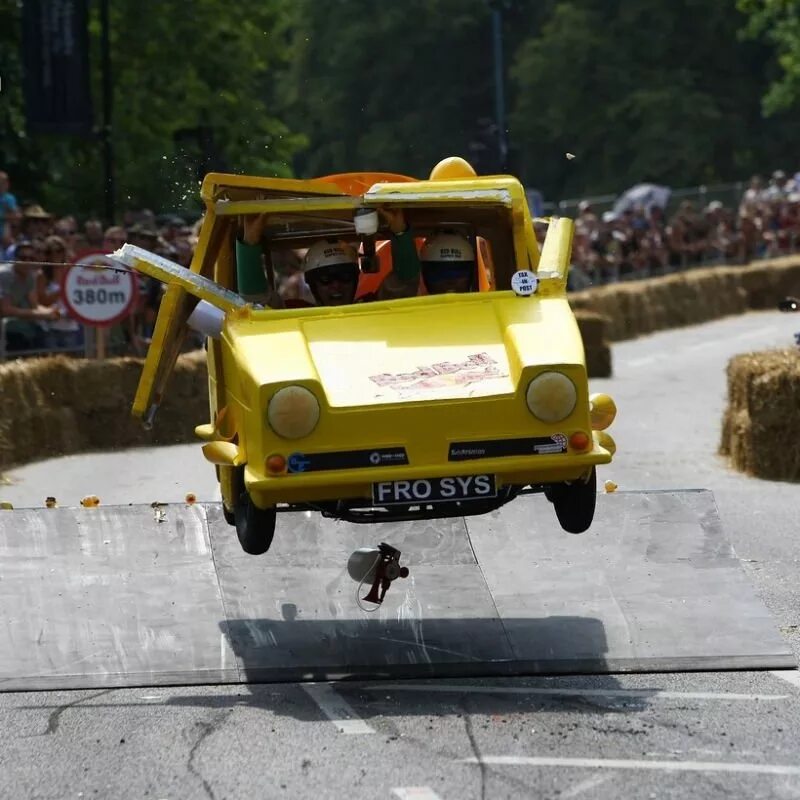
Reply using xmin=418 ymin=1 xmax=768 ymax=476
xmin=23 ymin=204 xmax=52 ymax=219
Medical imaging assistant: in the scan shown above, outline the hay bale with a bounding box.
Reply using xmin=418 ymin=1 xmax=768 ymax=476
xmin=572 ymin=310 xmax=612 ymax=377
xmin=573 ymin=310 xmax=607 ymax=346
xmin=570 ymin=255 xmax=800 ymax=341
xmin=584 ymin=344 xmax=612 ymax=378
xmin=720 ymin=349 xmax=800 ymax=481
xmin=0 ymin=350 xmax=211 ymax=472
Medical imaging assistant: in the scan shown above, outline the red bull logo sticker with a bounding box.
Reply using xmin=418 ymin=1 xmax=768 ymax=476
xmin=368 ymin=352 xmax=508 ymax=398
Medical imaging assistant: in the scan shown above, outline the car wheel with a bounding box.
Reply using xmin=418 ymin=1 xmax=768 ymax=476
xmin=546 ymin=467 xmax=597 ymax=534
xmin=221 ymin=466 xmax=244 ymax=527
xmin=235 ymin=493 xmax=277 ymax=555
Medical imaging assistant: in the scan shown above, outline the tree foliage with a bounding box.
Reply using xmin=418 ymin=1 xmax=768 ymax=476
xmin=0 ymin=0 xmax=304 ymax=215
xmin=510 ymin=0 xmax=800 ymax=198
xmin=739 ymin=0 xmax=800 ymax=114
xmin=2 ymin=0 xmax=800 ymax=215
xmin=281 ymin=0 xmax=500 ymax=178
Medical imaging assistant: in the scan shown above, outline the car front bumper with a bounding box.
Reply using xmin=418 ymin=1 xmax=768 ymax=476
xmin=244 ymin=445 xmax=612 ymax=508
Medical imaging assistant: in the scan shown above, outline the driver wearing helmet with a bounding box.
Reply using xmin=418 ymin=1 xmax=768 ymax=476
xmin=235 ymin=209 xmax=421 ymax=307
xmin=376 ymin=208 xmax=478 ymax=296
xmin=299 ymin=239 xmax=361 ymax=307
xmin=418 ymin=232 xmax=477 ymax=294
xmin=235 ymin=210 xmax=477 ymax=306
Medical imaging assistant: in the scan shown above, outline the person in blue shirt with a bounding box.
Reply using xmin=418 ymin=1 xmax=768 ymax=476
xmin=0 ymin=171 xmax=19 ymax=249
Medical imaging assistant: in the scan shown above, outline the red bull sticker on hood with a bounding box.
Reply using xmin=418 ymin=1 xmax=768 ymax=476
xmin=368 ymin=352 xmax=508 ymax=399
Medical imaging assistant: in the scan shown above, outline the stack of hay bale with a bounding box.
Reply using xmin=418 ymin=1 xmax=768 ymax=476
xmin=573 ymin=310 xmax=611 ymax=377
xmin=0 ymin=352 xmax=208 ymax=473
xmin=720 ymin=350 xmax=800 ymax=481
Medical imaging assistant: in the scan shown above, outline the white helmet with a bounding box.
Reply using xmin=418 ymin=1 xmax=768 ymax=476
xmin=421 ymin=233 xmax=474 ymax=263
xmin=302 ymin=239 xmax=358 ymax=276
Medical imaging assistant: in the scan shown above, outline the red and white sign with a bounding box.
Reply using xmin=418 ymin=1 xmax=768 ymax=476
xmin=61 ymin=252 xmax=139 ymax=328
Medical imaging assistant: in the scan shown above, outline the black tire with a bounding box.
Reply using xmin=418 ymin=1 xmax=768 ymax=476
xmin=546 ymin=467 xmax=597 ymax=534
xmin=235 ymin=493 xmax=277 ymax=555
xmin=221 ymin=466 xmax=244 ymax=527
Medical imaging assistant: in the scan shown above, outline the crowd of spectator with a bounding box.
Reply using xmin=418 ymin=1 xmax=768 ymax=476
xmin=565 ymin=170 xmax=800 ymax=288
xmin=2 ymin=166 xmax=799 ymax=358
xmin=0 ymin=168 xmax=199 ymax=356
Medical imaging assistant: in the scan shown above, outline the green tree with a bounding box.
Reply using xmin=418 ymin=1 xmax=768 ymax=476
xmin=0 ymin=0 xmax=49 ymax=196
xmin=0 ymin=0 xmax=304 ymax=217
xmin=739 ymin=0 xmax=800 ymax=113
xmin=510 ymin=0 xmax=800 ymax=200
xmin=281 ymin=0 xmax=499 ymax=178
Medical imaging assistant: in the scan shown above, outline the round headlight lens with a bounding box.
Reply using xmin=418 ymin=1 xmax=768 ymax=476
xmin=526 ymin=371 xmax=577 ymax=423
xmin=267 ymin=386 xmax=320 ymax=439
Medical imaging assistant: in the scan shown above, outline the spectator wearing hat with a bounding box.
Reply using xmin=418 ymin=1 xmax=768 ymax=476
xmin=0 ymin=240 xmax=58 ymax=352
xmin=21 ymin=205 xmax=53 ymax=240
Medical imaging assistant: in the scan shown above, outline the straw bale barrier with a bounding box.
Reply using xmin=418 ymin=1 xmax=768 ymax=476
xmin=569 ymin=256 xmax=800 ymax=341
xmin=0 ymin=311 xmax=612 ymax=472
xmin=0 ymin=351 xmax=208 ymax=472
xmin=720 ymin=349 xmax=800 ymax=481
xmin=574 ymin=309 xmax=612 ymax=378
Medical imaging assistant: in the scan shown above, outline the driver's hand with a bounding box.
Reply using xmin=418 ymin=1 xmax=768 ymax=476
xmin=378 ymin=207 xmax=408 ymax=235
xmin=241 ymin=213 xmax=268 ymax=246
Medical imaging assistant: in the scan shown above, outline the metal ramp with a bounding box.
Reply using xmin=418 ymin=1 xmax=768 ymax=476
xmin=0 ymin=490 xmax=793 ymax=691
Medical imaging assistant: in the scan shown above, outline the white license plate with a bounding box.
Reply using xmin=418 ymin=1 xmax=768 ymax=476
xmin=372 ymin=474 xmax=497 ymax=506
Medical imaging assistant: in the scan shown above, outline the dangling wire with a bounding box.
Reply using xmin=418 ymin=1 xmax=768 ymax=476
xmin=355 ymin=552 xmax=382 ymax=613
xmin=2 ymin=257 xmax=137 ymax=276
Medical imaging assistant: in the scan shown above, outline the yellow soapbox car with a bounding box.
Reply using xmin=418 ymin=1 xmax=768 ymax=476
xmin=115 ymin=157 xmax=616 ymax=556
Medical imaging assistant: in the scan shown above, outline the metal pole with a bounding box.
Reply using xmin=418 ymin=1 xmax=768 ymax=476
xmin=100 ymin=0 xmax=115 ymax=222
xmin=491 ymin=6 xmax=508 ymax=172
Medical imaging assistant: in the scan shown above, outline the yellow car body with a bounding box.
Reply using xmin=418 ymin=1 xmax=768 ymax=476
xmin=122 ymin=159 xmax=616 ymax=552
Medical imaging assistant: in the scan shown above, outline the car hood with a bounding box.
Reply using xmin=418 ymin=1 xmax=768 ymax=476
xmin=230 ymin=292 xmax=584 ymax=409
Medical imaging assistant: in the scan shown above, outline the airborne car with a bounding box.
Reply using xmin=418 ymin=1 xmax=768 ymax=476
xmin=118 ymin=158 xmax=617 ymax=556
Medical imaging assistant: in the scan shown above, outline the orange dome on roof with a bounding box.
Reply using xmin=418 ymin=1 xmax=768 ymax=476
xmin=429 ymin=157 xmax=477 ymax=181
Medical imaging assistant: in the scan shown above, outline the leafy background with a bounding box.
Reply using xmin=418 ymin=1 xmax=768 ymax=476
xmin=1 ymin=0 xmax=799 ymax=216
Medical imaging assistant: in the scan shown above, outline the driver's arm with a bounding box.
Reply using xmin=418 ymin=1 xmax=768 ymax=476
xmin=376 ymin=208 xmax=421 ymax=300
xmin=236 ymin=214 xmax=283 ymax=308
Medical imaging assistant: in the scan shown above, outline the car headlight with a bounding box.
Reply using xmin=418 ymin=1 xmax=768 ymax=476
xmin=526 ymin=371 xmax=577 ymax=423
xmin=267 ymin=386 xmax=320 ymax=439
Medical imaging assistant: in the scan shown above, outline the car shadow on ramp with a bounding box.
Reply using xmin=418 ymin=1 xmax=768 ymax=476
xmin=161 ymin=613 xmax=653 ymax=722
xmin=219 ymin=614 xmax=614 ymax=684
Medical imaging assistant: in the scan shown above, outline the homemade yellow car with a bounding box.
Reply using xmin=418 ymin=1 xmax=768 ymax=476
xmin=115 ymin=157 xmax=617 ymax=556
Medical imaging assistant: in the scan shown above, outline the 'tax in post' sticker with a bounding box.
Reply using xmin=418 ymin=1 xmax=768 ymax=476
xmin=511 ymin=270 xmax=539 ymax=297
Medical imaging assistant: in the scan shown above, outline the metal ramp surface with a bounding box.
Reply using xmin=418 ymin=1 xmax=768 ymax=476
xmin=0 ymin=490 xmax=793 ymax=691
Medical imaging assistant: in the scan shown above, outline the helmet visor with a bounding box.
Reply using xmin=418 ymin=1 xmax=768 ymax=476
xmin=422 ymin=261 xmax=475 ymax=293
xmin=307 ymin=263 xmax=359 ymax=286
